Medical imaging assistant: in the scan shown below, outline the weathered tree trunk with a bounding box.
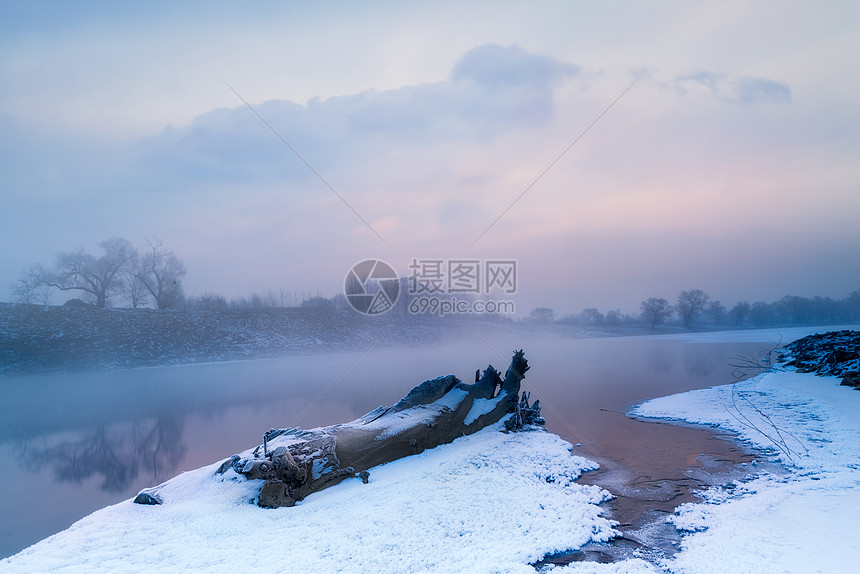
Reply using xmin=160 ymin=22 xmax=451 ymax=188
xmin=205 ymin=350 xmax=534 ymax=508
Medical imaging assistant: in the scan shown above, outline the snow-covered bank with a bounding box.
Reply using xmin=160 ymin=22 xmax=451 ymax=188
xmin=628 ymin=369 xmax=860 ymax=573
xmin=1 ymin=423 xmax=618 ymax=574
xmin=620 ymin=324 xmax=859 ymax=344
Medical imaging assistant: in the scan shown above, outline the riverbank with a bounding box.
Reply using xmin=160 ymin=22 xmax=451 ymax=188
xmin=3 ymin=302 xmax=855 ymax=376
xmin=619 ymin=330 xmax=860 ymax=573
xmin=1 ymin=328 xmax=855 ymax=571
xmin=516 ymin=326 xmax=858 ymax=567
xmin=0 ymin=423 xmax=636 ymax=573
xmin=0 ymin=302 xmax=459 ymax=375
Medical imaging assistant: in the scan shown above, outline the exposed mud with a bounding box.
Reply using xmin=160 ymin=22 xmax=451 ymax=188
xmin=541 ymin=409 xmax=770 ymax=568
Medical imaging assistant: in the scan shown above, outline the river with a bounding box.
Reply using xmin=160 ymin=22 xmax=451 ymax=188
xmin=0 ymin=326 xmax=833 ymax=559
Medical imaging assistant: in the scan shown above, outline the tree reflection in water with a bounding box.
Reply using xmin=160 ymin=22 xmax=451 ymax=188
xmin=644 ymin=342 xmax=717 ymax=378
xmin=646 ymin=347 xmax=674 ymax=374
xmin=684 ymin=348 xmax=715 ymax=377
xmin=20 ymin=416 xmax=186 ymax=492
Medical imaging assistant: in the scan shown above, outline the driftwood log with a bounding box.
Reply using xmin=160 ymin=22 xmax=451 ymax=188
xmin=191 ymin=349 xmax=541 ymax=508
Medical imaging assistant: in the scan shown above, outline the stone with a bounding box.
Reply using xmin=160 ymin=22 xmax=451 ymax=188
xmin=133 ymin=491 xmax=162 ymax=505
xmin=840 ymin=372 xmax=860 ymax=389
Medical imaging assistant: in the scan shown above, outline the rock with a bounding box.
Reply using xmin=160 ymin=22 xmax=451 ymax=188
xmin=840 ymin=372 xmax=860 ymax=389
xmin=780 ymin=331 xmax=860 ymax=378
xmin=133 ymin=491 xmax=162 ymax=505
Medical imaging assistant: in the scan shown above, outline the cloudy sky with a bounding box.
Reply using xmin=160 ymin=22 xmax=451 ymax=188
xmin=1 ymin=0 xmax=858 ymax=315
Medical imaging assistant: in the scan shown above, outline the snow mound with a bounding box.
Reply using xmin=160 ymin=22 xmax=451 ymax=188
xmin=2 ymin=424 xmax=615 ymax=574
xmin=631 ymin=371 xmax=860 ymax=573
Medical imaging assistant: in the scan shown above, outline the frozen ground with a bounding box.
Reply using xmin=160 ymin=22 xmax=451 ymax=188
xmin=626 ymin=368 xmax=860 ymax=573
xmin=1 ymin=422 xmax=622 ymax=573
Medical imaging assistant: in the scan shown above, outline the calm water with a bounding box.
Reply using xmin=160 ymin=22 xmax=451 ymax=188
xmin=0 ymin=332 xmax=783 ymax=558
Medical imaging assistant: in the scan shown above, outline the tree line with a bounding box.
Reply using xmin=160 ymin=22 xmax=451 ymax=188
xmin=11 ymin=238 xmax=186 ymax=309
xmin=12 ymin=243 xmax=860 ymax=328
xmin=10 ymin=237 xmax=338 ymax=311
xmin=185 ymin=291 xmax=339 ymax=311
xmin=531 ymin=288 xmax=860 ymax=329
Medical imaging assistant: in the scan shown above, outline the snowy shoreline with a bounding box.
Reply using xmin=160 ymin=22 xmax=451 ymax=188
xmin=3 ymin=328 xmax=857 ymax=573
xmin=623 ymin=372 xmax=860 ymax=572
xmin=1 ymin=422 xmax=625 ymax=573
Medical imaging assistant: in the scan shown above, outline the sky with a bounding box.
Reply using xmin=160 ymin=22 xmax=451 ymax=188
xmin=1 ymin=0 xmax=859 ymax=316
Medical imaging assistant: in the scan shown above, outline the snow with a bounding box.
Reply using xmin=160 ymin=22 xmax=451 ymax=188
xmin=628 ymin=324 xmax=859 ymax=344
xmin=345 ymin=387 xmax=469 ymax=439
xmin=464 ymin=390 xmax=508 ymax=425
xmin=630 ymin=369 xmax=860 ymax=573
xmin=434 ymin=386 xmax=470 ymax=410
xmin=1 ymin=421 xmax=617 ymax=573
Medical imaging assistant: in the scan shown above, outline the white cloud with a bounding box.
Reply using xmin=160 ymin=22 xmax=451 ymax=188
xmin=137 ymin=44 xmax=581 ymax=187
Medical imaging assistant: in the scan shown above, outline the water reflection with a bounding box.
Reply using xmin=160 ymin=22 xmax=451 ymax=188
xmin=644 ymin=344 xmax=719 ymax=378
xmin=646 ymin=348 xmax=673 ymax=374
xmin=683 ymin=349 xmax=715 ymax=378
xmin=20 ymin=417 xmax=186 ymax=493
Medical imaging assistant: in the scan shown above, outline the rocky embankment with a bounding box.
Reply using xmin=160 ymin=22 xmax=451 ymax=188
xmin=779 ymin=330 xmax=860 ymax=388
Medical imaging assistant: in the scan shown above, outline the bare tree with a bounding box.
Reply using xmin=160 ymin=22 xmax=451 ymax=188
xmin=528 ymin=307 xmax=556 ymax=323
xmin=37 ymin=238 xmax=136 ymax=308
xmin=192 ymin=292 xmax=227 ymax=310
xmin=706 ymin=300 xmax=727 ymax=325
xmin=136 ymin=238 xmax=186 ymax=310
xmin=331 ymin=293 xmax=349 ymax=312
xmin=301 ymin=296 xmax=335 ymax=311
xmin=123 ymin=250 xmax=150 ymax=308
xmin=676 ymin=289 xmax=710 ymax=327
xmin=749 ymin=301 xmax=773 ymax=326
xmin=640 ymin=297 xmax=673 ymax=329
xmin=730 ymin=301 xmax=750 ymax=325
xmin=11 ymin=265 xmax=53 ymax=305
xmin=579 ymin=308 xmax=605 ymax=325
xmin=125 ymin=271 xmax=150 ymax=308
xmin=848 ymin=291 xmax=860 ymax=322
xmin=11 ymin=267 xmax=37 ymax=304
xmin=605 ymin=309 xmax=625 ymax=324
